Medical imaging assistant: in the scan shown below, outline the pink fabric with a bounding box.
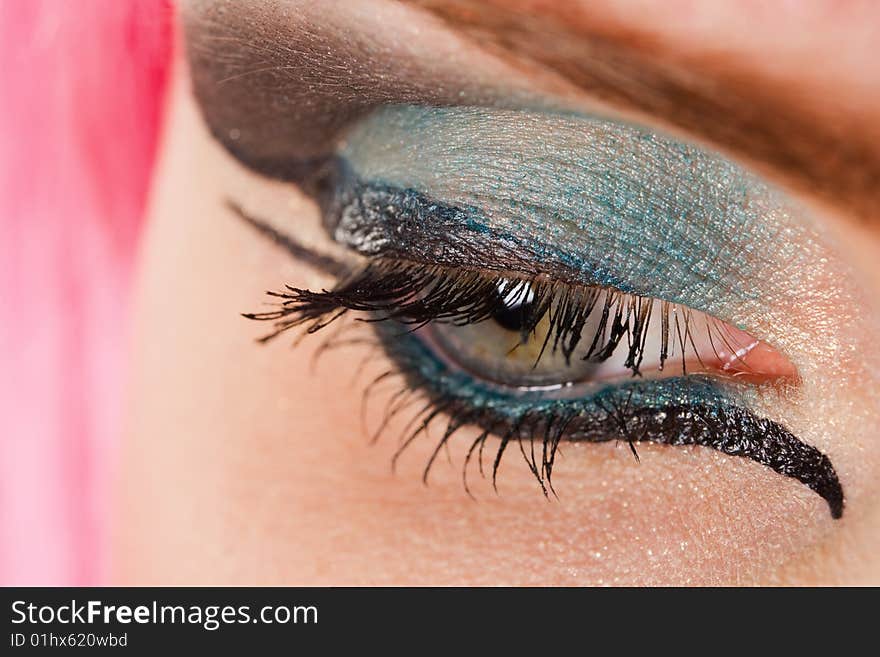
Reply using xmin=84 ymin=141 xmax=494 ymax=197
xmin=0 ymin=0 xmax=173 ymax=584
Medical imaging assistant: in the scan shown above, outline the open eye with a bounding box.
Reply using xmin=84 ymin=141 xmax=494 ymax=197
xmin=244 ymin=257 xmax=842 ymax=519
xmin=422 ymin=277 xmax=797 ymax=394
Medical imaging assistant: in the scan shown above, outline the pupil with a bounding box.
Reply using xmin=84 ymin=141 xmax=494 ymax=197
xmin=491 ymin=281 xmax=535 ymax=332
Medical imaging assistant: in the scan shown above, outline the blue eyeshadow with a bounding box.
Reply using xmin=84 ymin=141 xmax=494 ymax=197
xmin=330 ymin=105 xmax=816 ymax=326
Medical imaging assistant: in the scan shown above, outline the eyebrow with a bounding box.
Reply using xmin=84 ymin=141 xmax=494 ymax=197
xmin=404 ymin=0 xmax=880 ymax=225
xmin=184 ymin=0 xmax=878 ymax=225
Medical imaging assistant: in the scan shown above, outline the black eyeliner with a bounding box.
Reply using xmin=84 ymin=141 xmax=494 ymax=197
xmin=240 ymin=249 xmax=845 ymax=519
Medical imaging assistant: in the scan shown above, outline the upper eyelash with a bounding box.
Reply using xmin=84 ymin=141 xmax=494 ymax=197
xmin=244 ymin=257 xmax=756 ymax=378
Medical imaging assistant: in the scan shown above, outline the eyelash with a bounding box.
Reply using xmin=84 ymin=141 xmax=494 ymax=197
xmin=245 ymin=257 xmax=745 ymax=379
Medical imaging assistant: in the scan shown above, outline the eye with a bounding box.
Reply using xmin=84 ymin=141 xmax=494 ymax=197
xmin=245 ymin=255 xmax=841 ymax=518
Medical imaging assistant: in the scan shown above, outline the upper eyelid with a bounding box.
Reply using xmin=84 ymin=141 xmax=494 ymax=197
xmin=226 ymin=97 xmax=840 ymax=386
xmin=325 ymin=104 xmax=811 ymax=335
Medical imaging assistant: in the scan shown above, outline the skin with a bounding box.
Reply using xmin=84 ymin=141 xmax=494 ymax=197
xmin=114 ymin=0 xmax=880 ymax=585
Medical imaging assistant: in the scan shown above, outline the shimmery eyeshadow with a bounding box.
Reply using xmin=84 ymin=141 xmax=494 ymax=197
xmin=330 ymin=105 xmax=818 ymax=326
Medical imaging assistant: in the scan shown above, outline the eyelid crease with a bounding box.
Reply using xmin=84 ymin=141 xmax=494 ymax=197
xmin=227 ymin=200 xmax=349 ymax=278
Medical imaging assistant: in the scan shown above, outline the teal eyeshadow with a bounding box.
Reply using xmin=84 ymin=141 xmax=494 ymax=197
xmin=332 ymin=104 xmax=812 ymax=322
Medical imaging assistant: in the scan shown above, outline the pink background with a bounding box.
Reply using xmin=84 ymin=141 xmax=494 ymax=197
xmin=0 ymin=0 xmax=173 ymax=584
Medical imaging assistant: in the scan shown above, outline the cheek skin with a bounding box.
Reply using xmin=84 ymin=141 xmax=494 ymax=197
xmin=113 ymin=67 xmax=880 ymax=585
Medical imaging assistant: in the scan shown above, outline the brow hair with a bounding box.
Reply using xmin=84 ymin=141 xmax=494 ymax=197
xmin=407 ymin=0 xmax=880 ymax=224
